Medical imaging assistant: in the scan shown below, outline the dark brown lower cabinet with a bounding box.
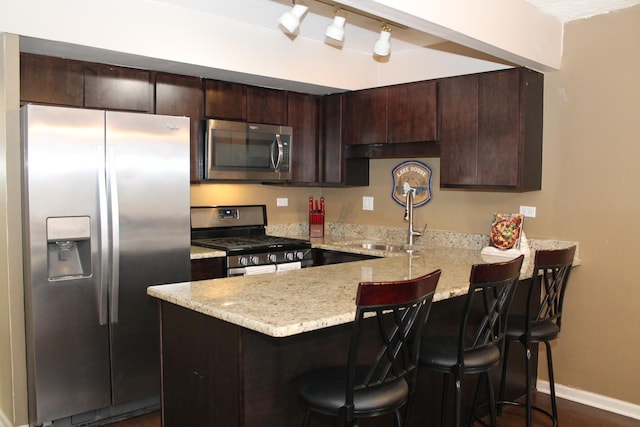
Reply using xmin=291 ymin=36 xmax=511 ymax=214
xmin=158 ymin=279 xmax=534 ymax=427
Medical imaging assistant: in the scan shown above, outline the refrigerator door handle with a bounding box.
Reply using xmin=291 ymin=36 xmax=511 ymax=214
xmin=107 ymin=146 xmax=121 ymax=324
xmin=98 ymin=145 xmax=109 ymax=326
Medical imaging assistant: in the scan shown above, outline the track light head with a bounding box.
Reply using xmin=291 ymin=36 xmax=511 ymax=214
xmin=373 ymin=25 xmax=392 ymax=57
xmin=325 ymin=14 xmax=346 ymax=42
xmin=279 ymin=3 xmax=309 ymax=34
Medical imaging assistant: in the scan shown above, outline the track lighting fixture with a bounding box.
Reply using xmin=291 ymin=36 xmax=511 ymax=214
xmin=278 ymin=1 xmax=404 ymax=58
xmin=373 ymin=24 xmax=392 ymax=57
xmin=278 ymin=1 xmax=309 ymax=34
xmin=325 ymin=11 xmax=346 ymax=42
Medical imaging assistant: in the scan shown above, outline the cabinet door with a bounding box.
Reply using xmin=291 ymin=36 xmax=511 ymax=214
xmin=84 ymin=63 xmax=153 ymax=112
xmin=247 ymin=86 xmax=287 ymax=125
xmin=287 ymin=92 xmax=319 ymax=183
xmin=155 ymin=73 xmax=204 ymax=182
xmin=20 ymin=53 xmax=84 ymax=107
xmin=320 ymin=94 xmax=369 ymax=186
xmin=439 ymin=68 xmax=543 ymax=191
xmin=204 ymin=79 xmax=247 ymax=121
xmin=387 ymin=80 xmax=437 ymax=143
xmin=477 ymin=69 xmax=520 ymax=187
xmin=439 ymin=74 xmax=479 ymax=186
xmin=343 ymin=87 xmax=387 ymax=145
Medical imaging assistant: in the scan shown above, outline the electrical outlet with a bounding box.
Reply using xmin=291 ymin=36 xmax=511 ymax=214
xmin=362 ymin=196 xmax=374 ymax=211
xmin=519 ymin=205 xmax=536 ymax=218
xmin=276 ymin=197 xmax=288 ymax=207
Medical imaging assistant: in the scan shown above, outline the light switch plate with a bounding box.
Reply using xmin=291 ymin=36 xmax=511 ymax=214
xmin=276 ymin=198 xmax=288 ymax=207
xmin=363 ymin=196 xmax=374 ymax=211
xmin=519 ymin=205 xmax=536 ymax=218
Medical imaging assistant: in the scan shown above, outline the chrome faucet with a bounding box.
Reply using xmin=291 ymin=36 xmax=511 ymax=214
xmin=404 ymin=187 xmax=422 ymax=246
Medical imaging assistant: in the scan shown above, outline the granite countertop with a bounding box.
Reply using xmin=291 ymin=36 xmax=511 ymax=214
xmin=152 ymin=235 xmax=555 ymax=338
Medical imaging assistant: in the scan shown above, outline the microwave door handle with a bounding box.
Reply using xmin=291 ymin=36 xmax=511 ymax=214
xmin=271 ymin=135 xmax=284 ymax=171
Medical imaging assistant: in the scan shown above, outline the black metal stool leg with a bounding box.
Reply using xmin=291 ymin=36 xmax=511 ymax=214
xmin=486 ymin=371 xmax=497 ymax=427
xmin=545 ymin=341 xmax=559 ymax=426
xmin=497 ymin=339 xmax=512 ymax=416
xmin=454 ymin=373 xmax=462 ymax=427
xmin=525 ymin=341 xmax=533 ymax=427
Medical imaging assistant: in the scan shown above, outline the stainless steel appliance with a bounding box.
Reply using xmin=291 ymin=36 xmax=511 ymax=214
xmin=205 ymin=119 xmax=293 ymax=182
xmin=21 ymin=104 xmax=191 ymax=426
xmin=191 ymin=205 xmax=312 ymax=276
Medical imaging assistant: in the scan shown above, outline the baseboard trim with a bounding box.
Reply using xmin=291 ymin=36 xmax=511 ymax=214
xmin=537 ymin=380 xmax=640 ymax=420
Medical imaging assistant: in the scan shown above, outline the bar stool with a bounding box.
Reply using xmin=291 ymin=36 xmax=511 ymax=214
xmin=419 ymin=255 xmax=524 ymax=427
xmin=497 ymin=246 xmax=577 ymax=427
xmin=297 ymin=269 xmax=442 ymax=427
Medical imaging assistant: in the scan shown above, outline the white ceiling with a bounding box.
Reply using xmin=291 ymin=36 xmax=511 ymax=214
xmin=525 ymin=0 xmax=640 ymax=22
xmin=148 ymin=0 xmax=640 ymax=55
xmin=17 ymin=0 xmax=640 ymax=93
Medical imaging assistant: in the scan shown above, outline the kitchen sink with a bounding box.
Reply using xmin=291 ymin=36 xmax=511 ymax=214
xmin=345 ymin=242 xmax=421 ymax=253
xmin=359 ymin=243 xmax=406 ymax=252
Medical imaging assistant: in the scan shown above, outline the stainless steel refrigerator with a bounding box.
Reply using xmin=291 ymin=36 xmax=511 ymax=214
xmin=21 ymin=104 xmax=191 ymax=425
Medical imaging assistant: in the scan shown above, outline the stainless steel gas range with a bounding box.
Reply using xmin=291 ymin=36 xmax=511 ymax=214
xmin=191 ymin=205 xmax=312 ymax=276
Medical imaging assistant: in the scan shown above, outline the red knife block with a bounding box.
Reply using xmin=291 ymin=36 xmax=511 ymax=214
xmin=309 ymin=197 xmax=325 ymax=237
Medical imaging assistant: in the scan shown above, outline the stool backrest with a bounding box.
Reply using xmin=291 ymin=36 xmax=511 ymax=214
xmin=344 ymin=269 xmax=442 ymax=414
xmin=458 ymin=255 xmax=524 ymax=362
xmin=530 ymin=246 xmax=577 ymax=331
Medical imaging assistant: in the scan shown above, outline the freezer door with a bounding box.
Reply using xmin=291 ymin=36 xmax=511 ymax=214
xmin=105 ymin=111 xmax=191 ymax=404
xmin=22 ymin=105 xmax=111 ymax=424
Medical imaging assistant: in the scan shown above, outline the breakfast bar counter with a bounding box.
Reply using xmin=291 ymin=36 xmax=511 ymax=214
xmin=150 ymin=246 xmax=499 ymax=338
xmin=149 ymin=236 xmax=577 ymax=427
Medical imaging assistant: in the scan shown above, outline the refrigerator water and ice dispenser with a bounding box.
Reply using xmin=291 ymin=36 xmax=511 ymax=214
xmin=46 ymin=216 xmax=91 ymax=280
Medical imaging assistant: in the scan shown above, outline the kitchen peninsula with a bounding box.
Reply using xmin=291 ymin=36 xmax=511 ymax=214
xmin=148 ymin=233 xmax=578 ymax=427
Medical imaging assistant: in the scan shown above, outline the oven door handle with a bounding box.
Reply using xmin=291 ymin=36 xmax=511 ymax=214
xmin=229 ymin=264 xmax=278 ymax=276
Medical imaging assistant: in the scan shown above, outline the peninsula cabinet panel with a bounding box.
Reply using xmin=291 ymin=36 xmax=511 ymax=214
xmin=20 ymin=53 xmax=84 ymax=107
xmin=204 ymin=79 xmax=247 ymax=121
xmin=287 ymin=92 xmax=320 ymax=183
xmin=343 ymin=87 xmax=387 ymax=145
xmin=155 ymin=73 xmax=204 ymax=182
xmin=83 ymin=63 xmax=153 ymax=112
xmin=246 ymin=85 xmax=287 ymax=125
xmin=387 ymin=80 xmax=438 ymax=143
xmin=439 ymin=67 xmax=543 ymax=192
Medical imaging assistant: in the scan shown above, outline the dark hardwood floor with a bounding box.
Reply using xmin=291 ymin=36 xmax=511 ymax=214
xmin=106 ymin=392 xmax=638 ymax=426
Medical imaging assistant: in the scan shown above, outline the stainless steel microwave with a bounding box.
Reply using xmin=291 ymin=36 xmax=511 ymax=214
xmin=205 ymin=119 xmax=292 ymax=182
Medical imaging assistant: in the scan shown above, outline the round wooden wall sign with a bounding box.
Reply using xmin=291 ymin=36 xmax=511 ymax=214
xmin=391 ymin=160 xmax=433 ymax=207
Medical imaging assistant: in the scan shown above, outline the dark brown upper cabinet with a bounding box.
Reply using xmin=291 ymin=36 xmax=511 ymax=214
xmin=439 ymin=67 xmax=543 ymax=192
xmin=287 ymin=92 xmax=320 ymax=184
xmin=246 ymin=86 xmax=287 ymax=125
xmin=155 ymin=73 xmax=204 ymax=182
xmin=204 ymin=80 xmax=247 ymax=121
xmin=320 ymin=94 xmax=369 ymax=186
xmin=83 ymin=63 xmax=153 ymax=112
xmin=343 ymin=80 xmax=438 ymax=146
xmin=204 ymin=80 xmax=287 ymax=125
xmin=343 ymin=87 xmax=387 ymax=145
xmin=20 ymin=53 xmax=85 ymax=107
xmin=387 ymin=80 xmax=437 ymax=143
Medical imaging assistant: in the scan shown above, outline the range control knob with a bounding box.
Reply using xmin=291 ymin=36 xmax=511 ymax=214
xmin=296 ymin=251 xmax=305 ymax=260
xmin=250 ymin=256 xmax=260 ymax=265
xmin=267 ymin=253 xmax=277 ymax=263
xmin=238 ymin=257 xmax=249 ymax=266
xmin=285 ymin=252 xmax=295 ymax=261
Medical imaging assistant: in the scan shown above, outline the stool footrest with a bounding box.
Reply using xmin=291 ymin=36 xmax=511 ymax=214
xmin=495 ymin=400 xmax=558 ymax=427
